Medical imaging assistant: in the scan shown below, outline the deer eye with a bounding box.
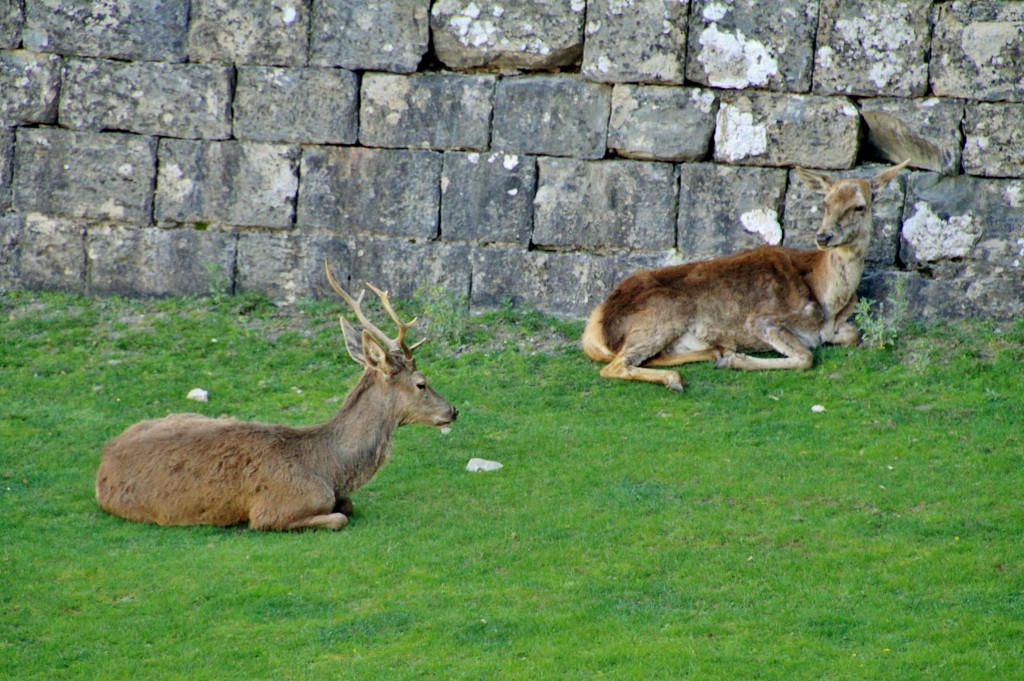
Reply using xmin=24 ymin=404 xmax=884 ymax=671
xmin=852 ymin=205 xmax=866 ymax=214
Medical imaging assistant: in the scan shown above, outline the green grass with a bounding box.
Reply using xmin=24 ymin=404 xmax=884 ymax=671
xmin=2 ymin=290 xmax=1022 ymax=680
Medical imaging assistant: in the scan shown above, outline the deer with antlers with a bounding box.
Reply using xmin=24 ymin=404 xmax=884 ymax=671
xmin=582 ymin=161 xmax=910 ymax=391
xmin=95 ymin=261 xmax=457 ymax=530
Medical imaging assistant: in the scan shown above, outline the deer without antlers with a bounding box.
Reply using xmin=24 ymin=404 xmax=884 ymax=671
xmin=95 ymin=261 xmax=457 ymax=530
xmin=582 ymin=161 xmax=909 ymax=391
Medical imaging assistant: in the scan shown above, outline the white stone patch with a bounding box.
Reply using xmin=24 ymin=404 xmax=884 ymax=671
xmin=714 ymin=103 xmax=767 ymax=162
xmin=816 ymin=45 xmax=834 ymax=69
xmin=467 ymin=457 xmax=503 ymax=472
xmin=97 ymin=199 xmax=126 ymax=220
xmin=467 ymin=152 xmax=480 ymax=164
xmin=740 ymin=208 xmax=782 ymax=245
xmin=1004 ymin=182 xmax=1024 ymax=208
xmin=869 ymin=61 xmax=898 ymax=89
xmin=117 ymin=163 xmax=134 ymax=179
xmin=571 ymin=0 xmax=586 ymax=12
xmin=698 ymin=24 xmax=778 ymax=89
xmin=502 ymin=154 xmax=519 ymax=170
xmin=902 ymin=201 xmax=982 ymax=262
xmin=596 ymin=55 xmax=612 ymax=73
xmin=278 ymin=4 xmax=298 ymax=24
xmin=702 ymin=2 xmax=728 ymax=21
xmin=507 ymin=188 xmax=518 ymax=196
xmin=690 ymin=88 xmax=717 ymax=114
xmin=961 ymin=22 xmax=1016 ymax=67
xmin=187 ymin=388 xmax=209 ymax=402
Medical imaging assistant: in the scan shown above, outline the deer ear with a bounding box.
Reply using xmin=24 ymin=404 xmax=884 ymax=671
xmin=339 ymin=317 xmax=364 ymax=365
xmin=795 ymin=167 xmax=834 ymax=194
xmin=871 ymin=159 xmax=910 ymax=193
xmin=360 ymin=330 xmax=392 ymax=374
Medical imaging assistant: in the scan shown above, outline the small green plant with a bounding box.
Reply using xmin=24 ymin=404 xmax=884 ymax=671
xmin=412 ymin=284 xmax=471 ymax=349
xmin=205 ymin=262 xmax=232 ymax=302
xmin=854 ymin=276 xmax=910 ymax=349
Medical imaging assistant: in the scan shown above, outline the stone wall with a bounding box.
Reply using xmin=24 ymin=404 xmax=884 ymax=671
xmin=1 ymin=0 xmax=1022 ymax=320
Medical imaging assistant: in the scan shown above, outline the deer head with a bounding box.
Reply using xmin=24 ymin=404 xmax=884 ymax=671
xmin=796 ymin=160 xmax=910 ymax=253
xmin=325 ymin=260 xmax=457 ymax=427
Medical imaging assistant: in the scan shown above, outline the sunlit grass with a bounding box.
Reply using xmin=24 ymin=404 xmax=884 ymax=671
xmin=2 ymin=290 xmax=1022 ymax=680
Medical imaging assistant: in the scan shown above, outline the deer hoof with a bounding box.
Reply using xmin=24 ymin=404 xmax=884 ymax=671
xmin=715 ymin=352 xmax=735 ymax=369
xmin=664 ymin=373 xmax=685 ymax=392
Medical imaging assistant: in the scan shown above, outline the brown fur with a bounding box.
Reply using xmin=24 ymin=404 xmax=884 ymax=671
xmin=96 ymin=285 xmax=457 ymax=531
xmin=582 ymin=161 xmax=909 ymax=390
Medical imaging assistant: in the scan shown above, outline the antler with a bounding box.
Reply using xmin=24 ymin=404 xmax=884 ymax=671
xmin=324 ymin=258 xmax=422 ymax=358
xmin=364 ymin=283 xmax=425 ymax=357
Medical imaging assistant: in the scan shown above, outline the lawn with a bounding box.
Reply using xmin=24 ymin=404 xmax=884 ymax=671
xmin=1 ymin=290 xmax=1022 ymax=680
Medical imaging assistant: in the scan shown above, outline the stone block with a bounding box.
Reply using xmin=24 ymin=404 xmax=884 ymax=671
xmin=87 ymin=225 xmax=236 ymax=297
xmin=156 ymin=140 xmax=299 ymax=229
xmin=360 ymin=72 xmax=495 ymax=151
xmin=441 ymin=152 xmax=536 ymax=245
xmin=863 ymin=270 xmax=1024 ymax=322
xmin=23 ymin=0 xmax=188 ymax=62
xmin=60 ymin=58 xmax=232 ymax=139
xmin=0 ymin=0 xmax=21 ymax=49
xmin=236 ymin=230 xmax=351 ymax=304
xmin=533 ymin=158 xmax=677 ymax=252
xmin=677 ymin=164 xmax=787 ymax=261
xmin=608 ymin=85 xmax=717 ymax=162
xmin=581 ymin=0 xmax=688 ymax=84
xmin=713 ymin=91 xmax=860 ymax=169
xmin=298 ymin=147 xmax=441 ymax=238
xmin=963 ymin=103 xmax=1024 ymax=179
xmin=14 ymin=129 xmax=156 ymax=223
xmin=0 ymin=50 xmax=61 ymax=127
xmin=0 ymin=127 xmax=11 ymax=211
xmin=858 ymin=98 xmax=964 ymax=175
xmin=686 ymin=0 xmax=818 ymax=93
xmin=470 ymin=247 xmax=667 ymax=318
xmin=431 ymin=0 xmax=584 ymax=71
xmin=813 ymin=0 xmax=931 ymax=97
xmin=0 ymin=213 xmax=18 ymax=290
xmin=350 ymin=237 xmax=471 ymax=303
xmin=234 ymin=67 xmax=358 ymax=144
xmin=310 ymin=0 xmax=428 ymax=73
xmin=931 ymin=1 xmax=1024 ymax=103
xmin=900 ymin=173 xmax=1024 ymax=281
xmin=492 ymin=76 xmax=611 ymax=160
xmin=188 ymin=0 xmax=309 ymax=66
xmin=14 ymin=214 xmax=86 ymax=292
xmin=784 ymin=164 xmax=908 ymax=266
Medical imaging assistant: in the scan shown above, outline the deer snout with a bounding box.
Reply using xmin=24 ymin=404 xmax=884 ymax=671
xmin=815 ymin=232 xmax=834 ymax=248
xmin=435 ymin=403 xmax=458 ymax=426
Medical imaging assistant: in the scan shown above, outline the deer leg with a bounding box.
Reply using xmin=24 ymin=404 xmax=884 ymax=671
xmin=601 ymin=353 xmax=686 ymax=391
xmin=822 ymin=299 xmax=861 ymax=346
xmin=717 ymin=322 xmax=814 ymax=371
xmin=249 ymin=482 xmax=347 ymax=531
xmin=281 ymin=512 xmax=349 ymax=531
xmin=644 ymin=348 xmax=723 ymax=367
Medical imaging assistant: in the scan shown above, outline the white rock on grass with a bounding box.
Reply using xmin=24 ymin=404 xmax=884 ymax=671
xmin=466 ymin=458 xmax=503 ymax=472
xmin=186 ymin=388 xmax=209 ymax=402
